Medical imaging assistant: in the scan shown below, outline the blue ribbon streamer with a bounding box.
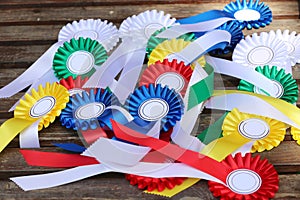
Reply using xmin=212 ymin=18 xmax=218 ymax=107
xmin=176 ymin=10 xmax=233 ymax=24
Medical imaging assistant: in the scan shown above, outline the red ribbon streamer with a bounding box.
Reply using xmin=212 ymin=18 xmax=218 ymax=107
xmin=20 ymin=150 xmax=99 ymax=168
xmin=111 ymin=120 xmax=231 ymax=183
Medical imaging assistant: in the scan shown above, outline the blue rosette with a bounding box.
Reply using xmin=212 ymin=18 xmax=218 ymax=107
xmin=60 ymin=88 xmax=119 ymax=131
xmin=126 ymin=84 xmax=184 ymax=132
xmin=224 ymin=0 xmax=272 ymax=30
xmin=208 ymin=21 xmax=244 ymax=54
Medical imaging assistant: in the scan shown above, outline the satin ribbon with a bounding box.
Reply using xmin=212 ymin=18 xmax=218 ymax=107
xmin=205 ymin=56 xmax=279 ymax=97
xmin=156 ymin=10 xmax=234 ymax=39
xmin=206 ymin=90 xmax=300 ymax=129
xmin=1 ymin=19 xmax=118 ymax=111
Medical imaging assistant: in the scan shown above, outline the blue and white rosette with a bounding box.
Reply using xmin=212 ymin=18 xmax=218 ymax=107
xmin=126 ymin=84 xmax=184 ymax=132
xmin=60 ymin=88 xmax=120 ymax=131
xmin=1 ymin=19 xmax=119 ymax=112
xmin=200 ymin=20 xmax=244 ymax=55
xmin=223 ymin=0 xmax=272 ymax=30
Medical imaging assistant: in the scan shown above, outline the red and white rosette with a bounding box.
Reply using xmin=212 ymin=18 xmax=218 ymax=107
xmin=59 ymin=76 xmax=90 ymax=96
xmin=208 ymin=153 xmax=279 ymax=200
xmin=125 ymin=174 xmax=186 ymax=192
xmin=139 ymin=59 xmax=193 ymax=97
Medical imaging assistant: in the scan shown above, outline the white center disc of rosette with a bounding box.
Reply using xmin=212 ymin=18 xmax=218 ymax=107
xmin=67 ymin=51 xmax=95 ymax=75
xmin=247 ymin=46 xmax=274 ymax=65
xmin=227 ymin=169 xmax=262 ymax=195
xmin=68 ymin=88 xmax=86 ymax=96
xmin=254 ymin=80 xmax=284 ymax=98
xmin=144 ymin=23 xmax=164 ymax=39
xmin=138 ymin=98 xmax=169 ymax=121
xmin=156 ymin=72 xmax=185 ymax=92
xmin=234 ymin=9 xmax=261 ymax=21
xmin=74 ymin=30 xmax=98 ymax=40
xmin=30 ymin=96 xmax=56 ymax=118
xmin=238 ymin=118 xmax=270 ymax=139
xmin=75 ymin=102 xmax=105 ymax=120
xmin=284 ymin=41 xmax=295 ymax=54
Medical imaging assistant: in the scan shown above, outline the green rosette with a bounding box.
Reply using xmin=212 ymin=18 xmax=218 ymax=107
xmin=53 ymin=37 xmax=108 ymax=80
xmin=238 ymin=65 xmax=299 ymax=104
xmin=146 ymin=27 xmax=196 ymax=58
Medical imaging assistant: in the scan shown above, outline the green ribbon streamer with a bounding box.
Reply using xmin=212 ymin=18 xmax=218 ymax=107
xmin=187 ymin=63 xmax=214 ymax=110
xmin=197 ymin=112 xmax=228 ymax=145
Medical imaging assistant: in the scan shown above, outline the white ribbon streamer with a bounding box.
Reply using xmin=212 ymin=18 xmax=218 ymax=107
xmin=156 ymin=17 xmax=234 ymax=39
xmin=19 ymin=121 xmax=41 ymax=148
xmin=205 ymin=56 xmax=278 ymax=97
xmin=205 ymin=92 xmax=300 ymax=129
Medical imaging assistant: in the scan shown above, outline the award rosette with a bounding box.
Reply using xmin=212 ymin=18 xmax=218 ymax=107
xmin=146 ymin=27 xmax=195 ymax=58
xmin=0 ymin=19 xmax=118 ymax=102
xmin=126 ymin=84 xmax=184 ymax=131
xmin=148 ymin=38 xmax=206 ymax=69
xmin=53 ymin=37 xmax=108 ymax=80
xmin=60 ymin=88 xmax=119 ymax=131
xmin=233 ymin=32 xmax=289 ymax=70
xmin=238 ymin=65 xmax=299 ymax=104
xmin=59 ymin=76 xmax=89 ymax=96
xmin=58 ymin=19 xmax=119 ymax=52
xmin=274 ymin=29 xmax=300 ymax=66
xmin=223 ymin=0 xmax=272 ymax=30
xmin=139 ymin=59 xmax=193 ymax=96
xmin=208 ymin=153 xmax=279 ymax=200
xmin=207 ymin=20 xmax=244 ymax=54
xmin=0 ymin=83 xmax=69 ymax=152
xmin=119 ymin=10 xmax=176 ymax=44
xmin=291 ymin=127 xmax=300 ymax=145
xmin=222 ymin=108 xmax=286 ymax=152
xmin=125 ymin=174 xmax=186 ymax=192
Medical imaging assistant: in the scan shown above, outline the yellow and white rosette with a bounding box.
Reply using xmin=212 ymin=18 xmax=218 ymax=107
xmin=0 ymin=82 xmax=69 ymax=152
xmin=222 ymin=108 xmax=286 ymax=153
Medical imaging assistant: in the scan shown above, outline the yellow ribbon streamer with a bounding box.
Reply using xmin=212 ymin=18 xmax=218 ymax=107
xmin=0 ymin=118 xmax=34 ymax=152
xmin=0 ymin=83 xmax=69 ymax=153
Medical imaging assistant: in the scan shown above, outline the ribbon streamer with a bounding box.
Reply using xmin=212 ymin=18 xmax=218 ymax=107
xmin=0 ymin=19 xmax=118 ymax=108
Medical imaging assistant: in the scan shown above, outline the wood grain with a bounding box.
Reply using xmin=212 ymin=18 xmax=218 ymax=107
xmin=0 ymin=0 xmax=299 ymax=199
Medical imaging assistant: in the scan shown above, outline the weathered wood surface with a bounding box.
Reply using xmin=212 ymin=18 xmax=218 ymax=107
xmin=0 ymin=0 xmax=299 ymax=199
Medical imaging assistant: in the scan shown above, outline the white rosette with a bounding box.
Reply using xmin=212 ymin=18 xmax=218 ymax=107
xmin=233 ymin=32 xmax=289 ymax=71
xmin=1 ymin=18 xmax=119 ymax=113
xmin=59 ymin=19 xmax=119 ymax=52
xmin=274 ymin=29 xmax=300 ymax=66
xmin=84 ymin=10 xmax=177 ymax=103
xmin=119 ymin=10 xmax=176 ymax=44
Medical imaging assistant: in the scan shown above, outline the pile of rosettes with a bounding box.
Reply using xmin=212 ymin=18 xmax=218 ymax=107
xmin=1 ymin=0 xmax=300 ymax=199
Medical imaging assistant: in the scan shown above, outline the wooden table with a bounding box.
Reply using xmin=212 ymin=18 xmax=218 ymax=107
xmin=0 ymin=0 xmax=300 ymax=199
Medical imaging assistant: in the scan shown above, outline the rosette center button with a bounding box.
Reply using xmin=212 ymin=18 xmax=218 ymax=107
xmin=227 ymin=169 xmax=262 ymax=195
xmin=247 ymin=46 xmax=274 ymax=65
xmin=67 ymin=51 xmax=95 ymax=75
xmin=234 ymin=9 xmax=261 ymax=21
xmin=138 ymin=98 xmax=169 ymax=121
xmin=238 ymin=118 xmax=270 ymax=139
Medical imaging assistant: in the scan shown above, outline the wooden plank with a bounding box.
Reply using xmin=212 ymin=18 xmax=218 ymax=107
xmin=0 ymin=2 xmax=297 ymax=25
xmin=0 ymin=0 xmax=294 ymax=6
xmin=0 ymin=19 xmax=299 ymax=44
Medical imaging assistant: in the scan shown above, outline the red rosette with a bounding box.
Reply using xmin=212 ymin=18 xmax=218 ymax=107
xmin=208 ymin=153 xmax=279 ymax=200
xmin=59 ymin=76 xmax=89 ymax=96
xmin=125 ymin=174 xmax=186 ymax=192
xmin=139 ymin=59 xmax=193 ymax=97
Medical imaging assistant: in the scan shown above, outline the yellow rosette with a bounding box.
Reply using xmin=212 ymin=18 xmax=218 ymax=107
xmin=222 ymin=108 xmax=286 ymax=153
xmin=290 ymin=127 xmax=300 ymax=145
xmin=148 ymin=38 xmax=206 ymax=69
xmin=0 ymin=82 xmax=69 ymax=153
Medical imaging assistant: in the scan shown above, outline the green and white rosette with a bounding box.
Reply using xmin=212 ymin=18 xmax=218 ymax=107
xmin=238 ymin=65 xmax=299 ymax=104
xmin=0 ymin=19 xmax=118 ymax=112
xmin=53 ymin=37 xmax=108 ymax=80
